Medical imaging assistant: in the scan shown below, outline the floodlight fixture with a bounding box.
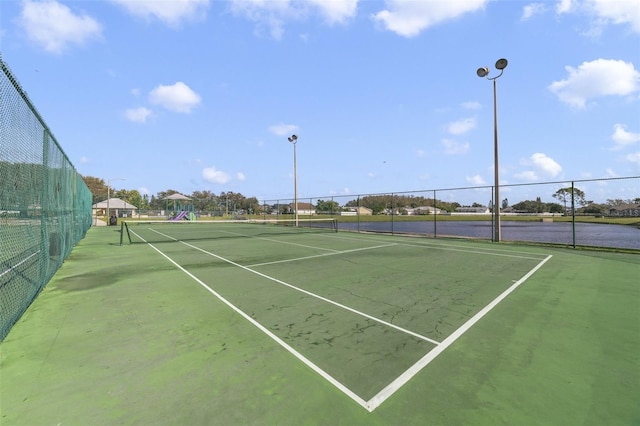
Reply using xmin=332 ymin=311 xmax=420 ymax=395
xmin=495 ymin=58 xmax=508 ymax=70
xmin=476 ymin=67 xmax=489 ymax=78
xmin=288 ymin=134 xmax=298 ymax=143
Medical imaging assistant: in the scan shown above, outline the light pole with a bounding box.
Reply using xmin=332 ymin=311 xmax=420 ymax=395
xmin=477 ymin=58 xmax=508 ymax=242
xmin=106 ymin=177 xmax=125 ymax=225
xmin=288 ymin=134 xmax=298 ymax=226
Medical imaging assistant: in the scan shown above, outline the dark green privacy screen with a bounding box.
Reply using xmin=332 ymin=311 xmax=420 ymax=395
xmin=0 ymin=55 xmax=92 ymax=341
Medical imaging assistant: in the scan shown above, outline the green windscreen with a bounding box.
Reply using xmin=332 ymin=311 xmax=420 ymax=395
xmin=0 ymin=55 xmax=93 ymax=341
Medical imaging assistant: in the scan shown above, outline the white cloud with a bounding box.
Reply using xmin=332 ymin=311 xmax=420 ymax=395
xmin=555 ymin=0 xmax=640 ymax=35
xmin=111 ymin=0 xmax=210 ymax=27
xmin=268 ymin=123 xmax=299 ymax=136
xmin=18 ymin=0 xmax=102 ymax=54
xmin=372 ymin=0 xmax=488 ymax=37
xmin=587 ymin=0 xmax=640 ymax=33
xmin=514 ymin=170 xmax=539 ymax=181
xmin=611 ymin=123 xmax=640 ymax=150
xmin=442 ymin=138 xmax=469 ymax=155
xmin=307 ymin=0 xmax=357 ymax=24
xmin=149 ymin=82 xmax=201 ymax=113
xmin=447 ymin=117 xmax=476 ymax=135
xmin=229 ymin=0 xmax=356 ymax=39
xmin=466 ymin=174 xmax=486 ymax=185
xmin=518 ymin=152 xmax=563 ymax=180
xmin=521 ymin=3 xmax=546 ymax=21
xmin=556 ymin=0 xmax=575 ymax=14
xmin=236 ymin=172 xmax=246 ymax=181
xmin=125 ymin=107 xmax=152 ymax=123
xmin=202 ymin=167 xmax=230 ymax=184
xmin=231 ymin=0 xmax=289 ymax=39
xmin=625 ymin=152 xmax=640 ymax=166
xmin=548 ymin=59 xmax=640 ymax=108
xmin=79 ymin=156 xmax=90 ymax=164
xmin=461 ymin=101 xmax=481 ymax=110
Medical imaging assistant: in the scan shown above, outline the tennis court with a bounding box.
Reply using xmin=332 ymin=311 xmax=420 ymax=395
xmin=1 ymin=223 xmax=638 ymax=425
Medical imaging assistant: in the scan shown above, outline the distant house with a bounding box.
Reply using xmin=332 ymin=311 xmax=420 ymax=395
xmin=92 ymin=198 xmax=138 ymax=218
xmin=608 ymin=203 xmax=640 ymax=217
xmin=455 ymin=206 xmax=490 ymax=214
xmin=289 ymin=202 xmax=316 ymax=215
xmin=340 ymin=206 xmax=373 ymax=216
xmin=412 ymin=206 xmax=443 ymax=215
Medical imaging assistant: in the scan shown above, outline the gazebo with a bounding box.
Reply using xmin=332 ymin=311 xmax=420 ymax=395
xmin=163 ymin=193 xmax=192 ymax=214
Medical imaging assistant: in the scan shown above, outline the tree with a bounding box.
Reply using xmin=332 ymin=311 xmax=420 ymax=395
xmin=126 ymin=190 xmax=145 ymax=209
xmin=548 ymin=203 xmax=564 ymax=213
xmin=582 ymin=203 xmax=607 ymax=215
xmin=82 ymin=175 xmax=107 ymax=203
xmin=191 ymin=190 xmax=218 ymax=212
xmin=239 ymin=196 xmax=260 ymax=214
xmin=316 ymin=199 xmax=340 ymax=213
xmin=552 ymin=187 xmax=586 ymax=213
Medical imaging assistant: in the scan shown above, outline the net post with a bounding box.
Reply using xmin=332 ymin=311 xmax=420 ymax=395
xmin=119 ymin=222 xmax=132 ymax=245
xmin=125 ymin=222 xmax=132 ymax=244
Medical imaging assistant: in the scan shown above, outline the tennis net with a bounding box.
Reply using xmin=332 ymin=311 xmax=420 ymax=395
xmin=120 ymin=218 xmax=338 ymax=244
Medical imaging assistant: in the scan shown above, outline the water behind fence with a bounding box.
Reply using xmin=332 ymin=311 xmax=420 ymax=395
xmin=257 ymin=177 xmax=639 ymax=250
xmin=0 ymin=55 xmax=93 ymax=340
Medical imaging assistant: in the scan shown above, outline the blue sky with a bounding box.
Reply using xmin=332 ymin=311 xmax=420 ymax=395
xmin=1 ymin=0 xmax=639 ymax=205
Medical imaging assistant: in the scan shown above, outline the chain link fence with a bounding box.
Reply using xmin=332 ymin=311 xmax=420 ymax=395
xmin=259 ymin=176 xmax=639 ymax=250
xmin=1 ymin=55 xmax=93 ymax=340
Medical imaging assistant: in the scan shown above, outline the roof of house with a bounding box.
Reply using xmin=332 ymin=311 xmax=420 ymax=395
xmin=92 ymin=198 xmax=138 ymax=210
xmin=290 ymin=202 xmax=315 ymax=209
xmin=609 ymin=203 xmax=640 ymax=210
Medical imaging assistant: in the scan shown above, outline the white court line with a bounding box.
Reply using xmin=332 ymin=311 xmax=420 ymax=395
xmin=129 ymin=231 xmax=369 ymax=411
xmin=219 ymin=230 xmax=341 ymax=253
xmin=180 ymin=240 xmax=439 ymax=346
xmin=365 ymin=254 xmax=553 ymax=411
xmin=0 ymin=251 xmax=40 ymax=279
xmin=247 ymin=243 xmax=398 ymax=267
xmin=318 ymin=232 xmax=551 ymax=259
xmin=134 ymin=227 xmax=552 ymax=412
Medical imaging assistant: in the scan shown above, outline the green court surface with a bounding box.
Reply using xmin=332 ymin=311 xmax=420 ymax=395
xmin=1 ymin=225 xmax=638 ymax=425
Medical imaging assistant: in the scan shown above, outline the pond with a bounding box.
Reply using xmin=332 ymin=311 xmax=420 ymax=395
xmin=338 ymin=220 xmax=640 ymax=250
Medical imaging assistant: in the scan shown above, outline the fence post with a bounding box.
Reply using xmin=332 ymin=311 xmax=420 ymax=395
xmin=433 ymin=189 xmax=437 ymax=239
xmin=571 ymin=181 xmax=576 ymax=248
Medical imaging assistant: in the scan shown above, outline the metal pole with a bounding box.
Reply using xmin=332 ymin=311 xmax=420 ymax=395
xmin=493 ymin=78 xmax=501 ymax=242
xmin=287 ymin=135 xmax=299 ymax=226
xmin=106 ymin=178 xmax=125 ymax=226
xmin=107 ymin=185 xmax=110 ymax=224
xmin=477 ymin=58 xmax=507 ymax=243
xmin=293 ymin=141 xmax=298 ymax=227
